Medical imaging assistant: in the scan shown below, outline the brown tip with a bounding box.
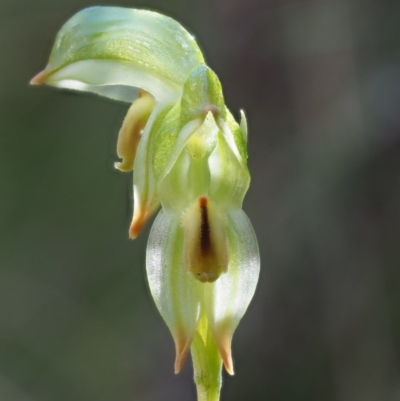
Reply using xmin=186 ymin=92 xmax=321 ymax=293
xmin=216 ymin=334 xmax=234 ymax=375
xmin=129 ymin=212 xmax=146 ymax=239
xmin=129 ymin=218 xmax=143 ymax=239
xmin=174 ymin=337 xmax=192 ymax=374
xmin=129 ymin=207 xmax=155 ymax=239
xmin=30 ymin=70 xmax=48 ymax=85
xmin=221 ymin=349 xmax=234 ymax=375
xmin=199 ymin=195 xmax=208 ymax=208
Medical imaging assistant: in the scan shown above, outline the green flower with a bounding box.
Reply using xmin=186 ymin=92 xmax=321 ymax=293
xmin=32 ymin=6 xmax=260 ymax=400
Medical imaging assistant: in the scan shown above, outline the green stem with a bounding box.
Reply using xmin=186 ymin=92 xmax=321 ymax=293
xmin=191 ymin=314 xmax=223 ymax=401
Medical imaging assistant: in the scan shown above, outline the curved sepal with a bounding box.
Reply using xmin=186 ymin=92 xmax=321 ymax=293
xmin=146 ymin=211 xmax=203 ymax=373
xmin=31 ymin=6 xmax=205 ymax=102
xmin=129 ymin=103 xmax=171 ymax=238
xmin=204 ymin=209 xmax=260 ymax=374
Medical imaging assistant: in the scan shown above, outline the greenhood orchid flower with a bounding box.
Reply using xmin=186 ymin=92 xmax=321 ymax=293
xmin=31 ymin=6 xmax=260 ymax=401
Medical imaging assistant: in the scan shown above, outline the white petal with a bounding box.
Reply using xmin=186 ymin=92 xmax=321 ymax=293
xmin=146 ymin=210 xmax=203 ymax=373
xmin=203 ymin=208 xmax=260 ymax=374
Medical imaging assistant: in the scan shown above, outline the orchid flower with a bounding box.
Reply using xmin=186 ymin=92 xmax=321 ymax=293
xmin=31 ymin=7 xmax=260 ymax=401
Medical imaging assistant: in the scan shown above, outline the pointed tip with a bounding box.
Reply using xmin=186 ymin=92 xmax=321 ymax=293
xmin=220 ymin=346 xmax=234 ymax=375
xmin=129 ymin=212 xmax=146 ymax=239
xmin=239 ymin=109 xmax=248 ymax=143
xmin=215 ymin=333 xmax=235 ymax=375
xmin=30 ymin=70 xmax=48 ymax=85
xmin=223 ymin=354 xmax=235 ymax=375
xmin=129 ymin=203 xmax=158 ymax=239
xmin=173 ymin=337 xmax=192 ymax=374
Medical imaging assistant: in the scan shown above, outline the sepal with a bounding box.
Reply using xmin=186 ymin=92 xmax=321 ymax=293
xmin=146 ymin=210 xmax=203 ymax=372
xmin=129 ymin=103 xmax=172 ymax=238
xmin=31 ymin=6 xmax=205 ymax=102
xmin=208 ymin=132 xmax=250 ymax=209
xmin=204 ymin=209 xmax=260 ymax=374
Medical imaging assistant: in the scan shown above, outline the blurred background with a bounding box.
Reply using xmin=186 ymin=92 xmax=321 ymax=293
xmin=1 ymin=0 xmax=400 ymax=400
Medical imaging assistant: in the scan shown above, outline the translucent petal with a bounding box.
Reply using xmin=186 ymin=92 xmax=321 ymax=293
xmin=203 ymin=209 xmax=260 ymax=374
xmin=146 ymin=210 xmax=203 ymax=373
xmin=32 ymin=7 xmax=205 ymax=102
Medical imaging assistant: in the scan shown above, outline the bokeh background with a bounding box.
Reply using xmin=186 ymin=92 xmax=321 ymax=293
xmin=2 ymin=0 xmax=400 ymax=400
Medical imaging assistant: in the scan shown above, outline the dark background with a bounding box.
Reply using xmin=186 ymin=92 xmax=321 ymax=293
xmin=2 ymin=0 xmax=400 ymax=400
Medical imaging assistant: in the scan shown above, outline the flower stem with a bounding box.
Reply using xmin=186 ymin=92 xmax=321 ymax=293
xmin=191 ymin=313 xmax=223 ymax=401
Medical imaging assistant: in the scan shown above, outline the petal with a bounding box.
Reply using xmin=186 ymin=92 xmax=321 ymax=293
xmin=128 ymin=103 xmax=172 ymax=238
xmin=208 ymin=131 xmax=250 ymax=209
xmin=153 ymin=113 xmax=203 ymax=182
xmin=152 ymin=64 xmax=227 ymax=184
xmin=153 ymin=117 xmax=203 ymax=214
xmin=203 ymin=209 xmax=260 ymax=375
xmin=154 ymin=112 xmax=221 ymax=214
xmin=147 ymin=210 xmax=203 ymax=373
xmin=31 ymin=6 xmax=204 ymax=102
xmin=239 ymin=109 xmax=248 ymax=144
xmin=115 ymin=91 xmax=156 ymax=172
xmin=217 ymin=109 xmax=248 ymax=166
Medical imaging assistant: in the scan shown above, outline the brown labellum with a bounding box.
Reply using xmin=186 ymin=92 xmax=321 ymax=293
xmin=183 ymin=196 xmax=228 ymax=282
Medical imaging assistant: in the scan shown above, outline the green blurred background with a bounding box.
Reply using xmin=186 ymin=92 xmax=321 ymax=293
xmin=2 ymin=0 xmax=400 ymax=400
